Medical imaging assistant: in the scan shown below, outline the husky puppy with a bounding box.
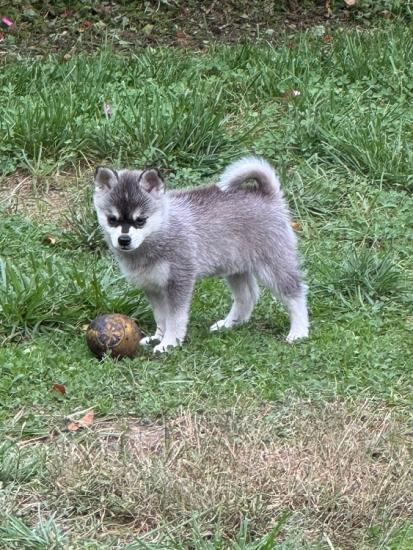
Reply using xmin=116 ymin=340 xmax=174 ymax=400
xmin=93 ymin=157 xmax=309 ymax=353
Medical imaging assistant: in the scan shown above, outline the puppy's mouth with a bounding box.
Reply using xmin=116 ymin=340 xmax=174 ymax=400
xmin=118 ymin=245 xmax=135 ymax=252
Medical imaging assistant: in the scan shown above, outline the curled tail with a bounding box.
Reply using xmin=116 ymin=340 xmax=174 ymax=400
xmin=217 ymin=156 xmax=280 ymax=195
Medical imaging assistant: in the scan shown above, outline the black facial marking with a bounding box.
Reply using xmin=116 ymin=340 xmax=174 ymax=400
xmin=104 ymin=171 xmax=154 ymax=229
xmin=122 ymin=218 xmax=146 ymax=231
xmin=109 ymin=217 xmax=147 ymax=233
xmin=135 ymin=217 xmax=146 ymax=228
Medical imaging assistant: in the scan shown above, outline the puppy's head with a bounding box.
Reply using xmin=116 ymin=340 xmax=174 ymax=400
xmin=93 ymin=167 xmax=165 ymax=252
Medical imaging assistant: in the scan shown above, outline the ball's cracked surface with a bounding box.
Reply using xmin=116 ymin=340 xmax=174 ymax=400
xmin=86 ymin=314 xmax=141 ymax=359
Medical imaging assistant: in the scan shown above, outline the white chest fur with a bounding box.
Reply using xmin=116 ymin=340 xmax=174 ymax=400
xmin=118 ymin=258 xmax=170 ymax=291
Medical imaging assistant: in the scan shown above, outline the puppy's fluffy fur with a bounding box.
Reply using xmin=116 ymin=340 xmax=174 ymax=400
xmin=93 ymin=157 xmax=309 ymax=352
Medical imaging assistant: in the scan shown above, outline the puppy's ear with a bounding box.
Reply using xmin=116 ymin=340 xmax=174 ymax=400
xmin=139 ymin=169 xmax=165 ymax=198
xmin=94 ymin=166 xmax=118 ymax=190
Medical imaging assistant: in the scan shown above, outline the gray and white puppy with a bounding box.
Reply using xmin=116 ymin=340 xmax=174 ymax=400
xmin=93 ymin=157 xmax=309 ymax=353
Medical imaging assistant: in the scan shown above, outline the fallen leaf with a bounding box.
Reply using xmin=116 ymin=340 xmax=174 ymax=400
xmin=43 ymin=235 xmax=57 ymax=245
xmin=66 ymin=410 xmax=95 ymax=432
xmin=52 ymin=383 xmax=66 ymax=395
xmin=176 ymin=30 xmax=189 ymax=45
xmin=325 ymin=0 xmax=333 ymax=17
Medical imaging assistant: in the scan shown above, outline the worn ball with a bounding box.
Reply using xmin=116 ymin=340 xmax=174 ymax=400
xmin=86 ymin=314 xmax=141 ymax=359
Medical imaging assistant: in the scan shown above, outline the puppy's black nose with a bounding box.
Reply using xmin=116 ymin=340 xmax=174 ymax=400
xmin=118 ymin=234 xmax=131 ymax=247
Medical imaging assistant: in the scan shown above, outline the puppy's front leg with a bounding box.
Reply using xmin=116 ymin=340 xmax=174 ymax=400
xmin=140 ymin=290 xmax=167 ymax=346
xmin=153 ymin=280 xmax=194 ymax=354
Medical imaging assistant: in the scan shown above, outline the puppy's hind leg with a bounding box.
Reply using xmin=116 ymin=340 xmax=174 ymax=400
xmin=283 ymin=285 xmax=309 ymax=343
xmin=258 ymin=265 xmax=309 ymax=343
xmin=210 ymin=273 xmax=259 ymax=332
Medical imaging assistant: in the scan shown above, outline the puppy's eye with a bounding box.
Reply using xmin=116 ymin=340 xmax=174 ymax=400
xmin=107 ymin=216 xmax=118 ymax=226
xmin=135 ymin=217 xmax=146 ymax=228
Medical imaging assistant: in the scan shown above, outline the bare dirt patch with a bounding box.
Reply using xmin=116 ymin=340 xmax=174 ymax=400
xmin=0 ymin=169 xmax=88 ymax=225
xmin=8 ymin=397 xmax=413 ymax=547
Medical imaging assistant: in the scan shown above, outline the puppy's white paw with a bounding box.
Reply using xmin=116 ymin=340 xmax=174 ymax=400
xmin=210 ymin=319 xmax=234 ymax=332
xmin=153 ymin=340 xmax=178 ymax=354
xmin=139 ymin=335 xmax=160 ymax=346
xmin=140 ymin=328 xmax=163 ymax=346
xmin=286 ymin=327 xmax=309 ymax=343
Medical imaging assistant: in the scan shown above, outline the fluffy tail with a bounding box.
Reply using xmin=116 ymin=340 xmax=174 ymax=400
xmin=217 ymin=156 xmax=280 ymax=195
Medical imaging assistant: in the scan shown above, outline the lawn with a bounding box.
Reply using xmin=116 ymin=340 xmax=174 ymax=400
xmin=0 ymin=8 xmax=412 ymax=550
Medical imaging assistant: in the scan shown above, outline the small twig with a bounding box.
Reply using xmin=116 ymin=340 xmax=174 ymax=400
xmin=66 ymin=407 xmax=94 ymax=420
xmin=0 ymin=176 xmax=30 ymax=205
xmin=205 ymin=0 xmax=218 ymax=15
xmin=19 ymin=431 xmax=58 ymax=447
xmin=324 ymin=533 xmax=336 ymax=550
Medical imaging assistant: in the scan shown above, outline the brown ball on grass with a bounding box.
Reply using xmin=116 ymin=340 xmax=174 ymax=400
xmin=86 ymin=314 xmax=141 ymax=359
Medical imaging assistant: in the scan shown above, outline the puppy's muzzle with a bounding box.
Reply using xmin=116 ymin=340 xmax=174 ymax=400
xmin=118 ymin=234 xmax=131 ymax=248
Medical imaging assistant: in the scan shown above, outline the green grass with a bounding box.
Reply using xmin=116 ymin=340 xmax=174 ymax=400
xmin=2 ymin=25 xmax=413 ymax=185
xmin=1 ymin=21 xmax=413 ymax=549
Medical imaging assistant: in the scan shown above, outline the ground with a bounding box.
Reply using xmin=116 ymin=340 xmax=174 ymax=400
xmin=1 ymin=1 xmax=410 ymax=55
xmin=0 ymin=2 xmax=413 ymax=549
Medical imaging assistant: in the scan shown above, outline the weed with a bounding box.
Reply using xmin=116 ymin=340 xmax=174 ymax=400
xmin=0 ymin=515 xmax=66 ymax=550
xmin=0 ymin=442 xmax=41 ymax=485
xmin=64 ymin=184 xmax=104 ymax=251
xmin=2 ymin=26 xmax=413 ymax=187
xmin=338 ymin=250 xmax=403 ymax=302
xmin=0 ymin=234 xmax=147 ymax=341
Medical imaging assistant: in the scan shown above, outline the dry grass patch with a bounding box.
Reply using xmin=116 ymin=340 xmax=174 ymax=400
xmin=3 ymin=398 xmax=413 ymax=548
